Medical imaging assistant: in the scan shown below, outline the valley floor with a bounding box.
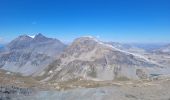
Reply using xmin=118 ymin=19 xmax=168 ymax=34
xmin=1 ymin=70 xmax=170 ymax=100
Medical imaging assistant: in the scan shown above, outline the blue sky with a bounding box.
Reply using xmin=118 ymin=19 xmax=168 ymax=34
xmin=0 ymin=0 xmax=170 ymax=43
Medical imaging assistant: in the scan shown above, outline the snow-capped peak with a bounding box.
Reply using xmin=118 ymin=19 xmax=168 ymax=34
xmin=28 ymin=35 xmax=35 ymax=38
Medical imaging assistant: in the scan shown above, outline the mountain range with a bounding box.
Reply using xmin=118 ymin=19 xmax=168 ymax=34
xmin=0 ymin=34 xmax=170 ymax=82
xmin=152 ymin=44 xmax=170 ymax=54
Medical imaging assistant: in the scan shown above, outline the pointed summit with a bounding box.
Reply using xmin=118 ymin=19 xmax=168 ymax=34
xmin=34 ymin=33 xmax=46 ymax=39
xmin=34 ymin=33 xmax=50 ymax=42
xmin=35 ymin=33 xmax=45 ymax=38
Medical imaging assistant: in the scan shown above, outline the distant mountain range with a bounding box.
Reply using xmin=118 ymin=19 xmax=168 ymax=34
xmin=152 ymin=44 xmax=170 ymax=54
xmin=0 ymin=34 xmax=170 ymax=82
xmin=0 ymin=45 xmax=4 ymax=51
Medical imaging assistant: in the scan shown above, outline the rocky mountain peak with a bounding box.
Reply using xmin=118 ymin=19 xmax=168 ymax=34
xmin=71 ymin=36 xmax=104 ymax=48
xmin=33 ymin=33 xmax=50 ymax=42
xmin=35 ymin=33 xmax=45 ymax=38
xmin=0 ymin=34 xmax=67 ymax=76
xmin=42 ymin=36 xmax=162 ymax=82
xmin=74 ymin=36 xmax=99 ymax=43
xmin=16 ymin=35 xmax=33 ymax=41
xmin=64 ymin=36 xmax=101 ymax=55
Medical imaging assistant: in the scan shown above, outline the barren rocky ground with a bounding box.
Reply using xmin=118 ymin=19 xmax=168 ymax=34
xmin=1 ymin=69 xmax=170 ymax=100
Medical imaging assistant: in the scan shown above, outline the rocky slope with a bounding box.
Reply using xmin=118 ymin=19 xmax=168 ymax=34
xmin=1 ymin=67 xmax=170 ymax=100
xmin=0 ymin=70 xmax=46 ymax=100
xmin=0 ymin=33 xmax=66 ymax=76
xmin=40 ymin=36 xmax=162 ymax=82
xmin=12 ymin=77 xmax=170 ymax=100
xmin=107 ymin=42 xmax=146 ymax=54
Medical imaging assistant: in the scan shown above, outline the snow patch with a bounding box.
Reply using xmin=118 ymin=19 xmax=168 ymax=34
xmin=49 ymin=70 xmax=53 ymax=74
xmin=6 ymin=72 xmax=11 ymax=75
xmin=28 ymin=35 xmax=35 ymax=38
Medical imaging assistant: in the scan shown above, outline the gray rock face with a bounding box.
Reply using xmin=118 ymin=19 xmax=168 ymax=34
xmin=107 ymin=42 xmax=146 ymax=54
xmin=0 ymin=34 xmax=66 ymax=76
xmin=41 ymin=37 xmax=161 ymax=82
xmin=7 ymin=35 xmax=33 ymax=50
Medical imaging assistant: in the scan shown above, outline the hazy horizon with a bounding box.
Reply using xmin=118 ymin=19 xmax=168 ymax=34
xmin=0 ymin=33 xmax=169 ymax=45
